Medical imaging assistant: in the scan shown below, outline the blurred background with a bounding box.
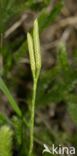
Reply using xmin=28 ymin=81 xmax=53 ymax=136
xmin=0 ymin=0 xmax=77 ymax=156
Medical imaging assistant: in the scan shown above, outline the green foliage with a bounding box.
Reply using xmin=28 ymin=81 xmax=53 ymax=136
xmin=0 ymin=125 xmax=13 ymax=156
xmin=0 ymin=0 xmax=27 ymax=33
xmin=0 ymin=1 xmax=77 ymax=156
xmin=0 ymin=113 xmax=7 ymax=125
xmin=12 ymin=116 xmax=22 ymax=146
xmin=38 ymin=0 xmax=63 ymax=31
xmin=36 ymin=42 xmax=77 ymax=125
xmin=57 ymin=42 xmax=69 ymax=70
xmin=67 ymin=95 xmax=77 ymax=124
xmin=0 ymin=113 xmax=11 ymax=125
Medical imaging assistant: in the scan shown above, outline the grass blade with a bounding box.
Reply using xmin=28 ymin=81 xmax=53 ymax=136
xmin=0 ymin=77 xmax=22 ymax=117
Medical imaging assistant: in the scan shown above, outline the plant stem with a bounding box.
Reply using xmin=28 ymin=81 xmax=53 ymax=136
xmin=29 ymin=78 xmax=37 ymax=156
xmin=0 ymin=33 xmax=3 ymax=50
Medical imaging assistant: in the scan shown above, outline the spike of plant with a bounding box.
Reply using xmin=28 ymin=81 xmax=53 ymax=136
xmin=27 ymin=19 xmax=41 ymax=80
xmin=33 ymin=19 xmax=41 ymax=77
xmin=27 ymin=33 xmax=36 ymax=78
xmin=27 ymin=19 xmax=41 ymax=156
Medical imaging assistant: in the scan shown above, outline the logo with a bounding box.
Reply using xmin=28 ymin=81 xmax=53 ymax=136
xmin=43 ymin=144 xmax=75 ymax=155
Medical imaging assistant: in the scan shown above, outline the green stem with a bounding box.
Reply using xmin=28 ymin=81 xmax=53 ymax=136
xmin=29 ymin=78 xmax=37 ymax=156
xmin=0 ymin=33 xmax=3 ymax=50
